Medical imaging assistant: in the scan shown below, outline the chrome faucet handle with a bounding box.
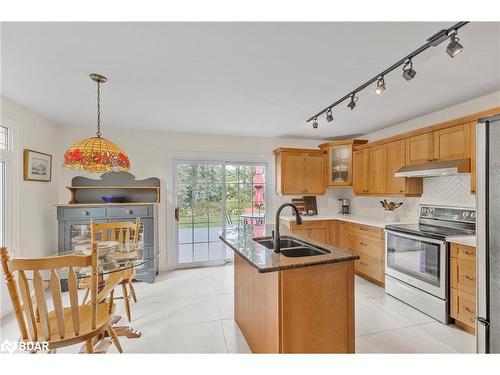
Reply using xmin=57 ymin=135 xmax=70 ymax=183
xmin=271 ymin=230 xmax=275 ymax=241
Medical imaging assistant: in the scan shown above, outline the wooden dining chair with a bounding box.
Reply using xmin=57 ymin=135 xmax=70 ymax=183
xmin=0 ymin=244 xmax=122 ymax=353
xmin=80 ymin=218 xmax=141 ymax=322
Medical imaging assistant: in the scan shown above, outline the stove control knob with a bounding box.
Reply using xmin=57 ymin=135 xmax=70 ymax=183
xmin=470 ymin=212 xmax=476 ymax=220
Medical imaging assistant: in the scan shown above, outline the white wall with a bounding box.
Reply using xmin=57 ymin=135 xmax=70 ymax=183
xmin=1 ymin=96 xmax=61 ymax=317
xmin=55 ymin=126 xmax=321 ymax=268
xmin=365 ymin=90 xmax=500 ymax=142
xmin=53 ymin=89 xmax=500 ymax=269
xmin=318 ymin=90 xmax=500 ymax=221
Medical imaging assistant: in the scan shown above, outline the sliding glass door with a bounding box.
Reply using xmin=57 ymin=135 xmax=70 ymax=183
xmin=175 ymin=160 xmax=267 ymax=266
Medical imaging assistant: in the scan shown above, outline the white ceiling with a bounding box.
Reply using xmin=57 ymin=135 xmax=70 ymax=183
xmin=1 ymin=22 xmax=500 ymax=139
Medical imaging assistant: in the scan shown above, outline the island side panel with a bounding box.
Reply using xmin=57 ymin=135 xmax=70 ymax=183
xmin=234 ymin=254 xmax=280 ymax=353
xmin=280 ymin=261 xmax=355 ymax=353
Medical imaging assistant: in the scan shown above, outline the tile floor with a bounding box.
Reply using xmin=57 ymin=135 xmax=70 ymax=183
xmin=0 ymin=263 xmax=475 ymax=353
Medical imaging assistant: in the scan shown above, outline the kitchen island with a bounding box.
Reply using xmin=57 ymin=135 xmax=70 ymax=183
xmin=220 ymin=223 xmax=358 ymax=353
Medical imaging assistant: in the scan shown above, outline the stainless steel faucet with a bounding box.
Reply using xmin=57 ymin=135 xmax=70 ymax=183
xmin=274 ymin=203 xmax=302 ymax=253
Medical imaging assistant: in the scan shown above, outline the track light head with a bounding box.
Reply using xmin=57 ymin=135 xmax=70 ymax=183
xmin=402 ymin=59 xmax=417 ymax=81
xmin=446 ymin=33 xmax=463 ymax=57
xmin=312 ymin=117 xmax=319 ymax=129
xmin=375 ymin=76 xmax=386 ymax=95
xmin=326 ymin=108 xmax=333 ymax=122
xmin=347 ymin=94 xmax=358 ymax=111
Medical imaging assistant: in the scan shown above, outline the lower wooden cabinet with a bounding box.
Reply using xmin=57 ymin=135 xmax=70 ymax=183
xmin=450 ymin=243 xmax=476 ymax=333
xmin=330 ymin=220 xmax=347 ymax=250
xmin=346 ymin=223 xmax=385 ymax=285
xmin=450 ymin=288 xmax=477 ymax=331
xmin=284 ymin=220 xmax=330 ymax=245
xmin=354 ymin=253 xmax=384 ymax=283
xmin=283 ymin=219 xmax=385 ymax=285
xmin=234 ymin=253 xmax=355 ymax=353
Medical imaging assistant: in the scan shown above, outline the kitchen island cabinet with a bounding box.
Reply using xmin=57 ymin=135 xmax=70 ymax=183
xmin=221 ymin=224 xmax=357 ymax=353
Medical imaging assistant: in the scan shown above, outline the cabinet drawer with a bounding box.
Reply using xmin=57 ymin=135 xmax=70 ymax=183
xmin=62 ymin=207 xmax=106 ymax=219
xmin=347 ymin=233 xmax=384 ymax=260
xmin=354 ymin=253 xmax=384 ymax=283
xmin=457 ymin=244 xmax=476 ymax=262
xmin=107 ymin=206 xmax=149 ymax=218
xmin=457 ymin=259 xmax=476 ymax=295
xmin=346 ymin=222 xmax=384 ymax=239
xmin=450 ymin=243 xmax=475 ymax=260
xmin=451 ymin=288 xmax=476 ymax=328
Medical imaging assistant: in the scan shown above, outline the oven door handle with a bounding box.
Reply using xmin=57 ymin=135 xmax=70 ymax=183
xmin=384 ymin=229 xmax=447 ymax=245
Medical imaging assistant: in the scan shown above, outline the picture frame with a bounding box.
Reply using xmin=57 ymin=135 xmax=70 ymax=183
xmin=23 ymin=149 xmax=52 ymax=182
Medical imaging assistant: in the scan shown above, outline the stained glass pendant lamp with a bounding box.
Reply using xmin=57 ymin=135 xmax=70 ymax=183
xmin=63 ymin=74 xmax=130 ymax=173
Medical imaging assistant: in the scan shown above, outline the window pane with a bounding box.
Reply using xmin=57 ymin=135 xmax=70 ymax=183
xmin=0 ymin=162 xmax=5 ymax=247
xmin=0 ymin=126 xmax=8 ymax=150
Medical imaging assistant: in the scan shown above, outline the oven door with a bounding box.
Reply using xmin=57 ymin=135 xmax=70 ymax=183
xmin=385 ymin=230 xmax=447 ymax=299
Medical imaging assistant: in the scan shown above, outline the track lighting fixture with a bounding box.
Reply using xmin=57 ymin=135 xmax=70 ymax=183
xmin=446 ymin=32 xmax=463 ymax=57
xmin=305 ymin=21 xmax=469 ymax=126
xmin=402 ymin=59 xmax=417 ymax=81
xmin=326 ymin=108 xmax=333 ymax=122
xmin=375 ymin=76 xmax=386 ymax=95
xmin=347 ymin=94 xmax=358 ymax=111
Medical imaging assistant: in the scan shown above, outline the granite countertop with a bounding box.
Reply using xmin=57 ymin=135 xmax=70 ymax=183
xmin=220 ymin=224 xmax=358 ymax=273
xmin=446 ymin=235 xmax=476 ymax=247
xmin=279 ymin=213 xmax=414 ymax=229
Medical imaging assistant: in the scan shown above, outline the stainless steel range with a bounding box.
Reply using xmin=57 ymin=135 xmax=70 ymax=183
xmin=384 ymin=205 xmax=476 ymax=324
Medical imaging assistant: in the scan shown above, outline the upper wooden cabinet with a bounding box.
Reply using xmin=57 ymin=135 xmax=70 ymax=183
xmin=406 ymin=132 xmax=434 ymax=165
xmin=470 ymin=122 xmax=477 ymax=194
xmin=352 ymin=149 xmax=369 ymax=194
xmin=433 ymin=123 xmax=472 ymax=161
xmin=274 ymin=148 xmax=326 ymax=196
xmin=352 ymin=141 xmax=422 ymax=197
xmin=406 ymin=123 xmax=472 ymax=166
xmin=319 ymin=140 xmax=367 ymax=187
xmin=386 ymin=140 xmax=406 ymax=195
xmin=367 ymin=146 xmax=386 ymax=194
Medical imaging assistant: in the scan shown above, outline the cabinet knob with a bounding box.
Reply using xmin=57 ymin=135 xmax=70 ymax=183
xmin=126 ymin=209 xmax=133 ymax=215
xmin=81 ymin=210 xmax=89 ymax=216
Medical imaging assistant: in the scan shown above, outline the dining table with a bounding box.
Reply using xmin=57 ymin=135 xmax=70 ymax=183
xmin=31 ymin=240 xmax=158 ymax=342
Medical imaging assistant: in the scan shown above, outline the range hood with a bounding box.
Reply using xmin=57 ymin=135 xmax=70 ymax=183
xmin=395 ymin=159 xmax=470 ymax=178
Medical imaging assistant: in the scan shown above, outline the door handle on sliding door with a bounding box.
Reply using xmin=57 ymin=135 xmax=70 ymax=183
xmin=175 ymin=207 xmax=179 ymax=221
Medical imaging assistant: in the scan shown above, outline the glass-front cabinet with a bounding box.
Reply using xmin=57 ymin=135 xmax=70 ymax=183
xmin=319 ymin=139 xmax=367 ymax=187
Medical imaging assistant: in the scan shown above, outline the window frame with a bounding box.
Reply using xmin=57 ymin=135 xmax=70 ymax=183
xmin=0 ymin=117 xmax=19 ymax=251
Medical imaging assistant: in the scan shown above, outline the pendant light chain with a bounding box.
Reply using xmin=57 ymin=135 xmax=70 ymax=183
xmin=96 ymin=81 xmax=102 ymax=138
xmin=63 ymin=73 xmax=130 ymax=173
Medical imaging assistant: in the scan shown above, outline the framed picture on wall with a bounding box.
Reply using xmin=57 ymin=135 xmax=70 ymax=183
xmin=23 ymin=149 xmax=52 ymax=182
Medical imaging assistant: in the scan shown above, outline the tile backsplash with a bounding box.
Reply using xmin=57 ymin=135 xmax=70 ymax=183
xmin=318 ymin=174 xmax=475 ymax=222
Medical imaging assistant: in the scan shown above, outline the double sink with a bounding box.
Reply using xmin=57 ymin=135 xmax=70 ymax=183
xmin=253 ymin=236 xmax=331 ymax=257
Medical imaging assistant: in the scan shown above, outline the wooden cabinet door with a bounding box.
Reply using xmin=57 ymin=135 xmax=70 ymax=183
xmin=330 ymin=220 xmax=346 ymax=249
xmin=385 ymin=140 xmax=406 ymax=195
xmin=309 ymin=228 xmax=328 ymax=244
xmin=328 ymin=145 xmax=352 ymax=186
xmin=305 ymin=152 xmax=326 ymax=195
xmin=433 ymin=124 xmax=471 ymax=161
xmin=352 ymin=149 xmax=369 ymax=194
xmin=469 ymin=122 xmax=476 ymax=194
xmin=293 ymin=228 xmax=310 ymax=240
xmin=406 ymin=132 xmax=434 ymax=165
xmin=367 ymin=145 xmax=386 ymax=194
xmin=281 ymin=152 xmax=306 ymax=195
